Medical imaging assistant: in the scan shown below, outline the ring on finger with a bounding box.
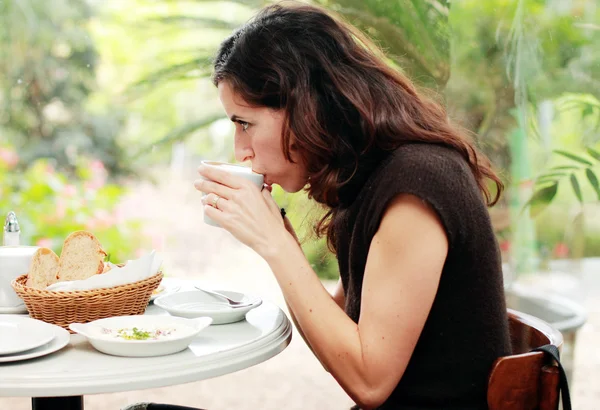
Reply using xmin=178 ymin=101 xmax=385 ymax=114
xmin=212 ymin=195 xmax=221 ymax=209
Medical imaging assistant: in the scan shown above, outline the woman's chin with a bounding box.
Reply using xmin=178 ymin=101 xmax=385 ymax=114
xmin=277 ymin=181 xmax=304 ymax=193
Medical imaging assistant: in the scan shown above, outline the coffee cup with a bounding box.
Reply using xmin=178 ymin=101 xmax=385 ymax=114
xmin=199 ymin=161 xmax=264 ymax=227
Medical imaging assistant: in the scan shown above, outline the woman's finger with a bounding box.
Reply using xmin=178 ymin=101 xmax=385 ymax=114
xmin=262 ymin=188 xmax=283 ymax=217
xmin=198 ymin=165 xmax=245 ymax=189
xmin=203 ymin=203 xmax=225 ymax=224
xmin=194 ymin=178 xmax=235 ymax=198
xmin=203 ymin=193 xmax=230 ymax=212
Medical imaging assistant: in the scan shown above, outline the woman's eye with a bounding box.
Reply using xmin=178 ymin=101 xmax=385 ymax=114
xmin=240 ymin=121 xmax=249 ymax=132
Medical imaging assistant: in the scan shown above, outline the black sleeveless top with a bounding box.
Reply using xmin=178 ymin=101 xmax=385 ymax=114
xmin=334 ymin=143 xmax=511 ymax=409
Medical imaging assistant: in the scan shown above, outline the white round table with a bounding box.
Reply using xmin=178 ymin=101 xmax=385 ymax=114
xmin=0 ymin=299 xmax=292 ymax=410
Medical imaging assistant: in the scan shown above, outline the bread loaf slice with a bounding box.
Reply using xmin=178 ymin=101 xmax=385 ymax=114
xmin=26 ymin=248 xmax=60 ymax=289
xmin=57 ymin=231 xmax=107 ymax=282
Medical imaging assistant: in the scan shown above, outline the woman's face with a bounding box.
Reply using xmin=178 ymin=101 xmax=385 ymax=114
xmin=217 ymin=80 xmax=308 ymax=192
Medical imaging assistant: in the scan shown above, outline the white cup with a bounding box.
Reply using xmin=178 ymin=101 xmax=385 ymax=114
xmin=0 ymin=246 xmax=38 ymax=307
xmin=200 ymin=161 xmax=264 ymax=227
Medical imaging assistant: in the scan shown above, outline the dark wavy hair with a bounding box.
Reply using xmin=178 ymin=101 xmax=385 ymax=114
xmin=212 ymin=1 xmax=503 ymax=251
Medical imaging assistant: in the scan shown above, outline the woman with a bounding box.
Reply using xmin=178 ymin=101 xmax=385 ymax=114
xmin=196 ymin=2 xmax=511 ymax=409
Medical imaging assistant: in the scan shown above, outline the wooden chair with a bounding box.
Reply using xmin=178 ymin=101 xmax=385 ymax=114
xmin=487 ymin=308 xmax=571 ymax=410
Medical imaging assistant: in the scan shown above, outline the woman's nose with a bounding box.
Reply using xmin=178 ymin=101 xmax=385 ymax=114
xmin=234 ymin=135 xmax=253 ymax=163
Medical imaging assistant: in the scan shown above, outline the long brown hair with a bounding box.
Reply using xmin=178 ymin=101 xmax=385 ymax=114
xmin=213 ymin=1 xmax=503 ymax=251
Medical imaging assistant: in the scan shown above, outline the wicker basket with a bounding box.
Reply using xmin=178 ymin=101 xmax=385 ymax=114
xmin=11 ymin=271 xmax=163 ymax=332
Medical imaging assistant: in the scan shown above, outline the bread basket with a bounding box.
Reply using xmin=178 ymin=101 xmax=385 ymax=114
xmin=11 ymin=270 xmax=163 ymax=332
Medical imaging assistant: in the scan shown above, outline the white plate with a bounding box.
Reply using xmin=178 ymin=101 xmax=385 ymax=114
xmin=0 ymin=304 xmax=28 ymax=314
xmin=0 ymin=318 xmax=69 ymax=363
xmin=69 ymin=315 xmax=212 ymax=357
xmin=0 ymin=315 xmax=56 ymax=355
xmin=154 ymin=290 xmax=262 ymax=325
xmin=149 ymin=278 xmax=181 ymax=302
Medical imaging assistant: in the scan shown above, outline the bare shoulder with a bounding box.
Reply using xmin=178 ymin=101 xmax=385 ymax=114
xmin=377 ymin=193 xmax=447 ymax=245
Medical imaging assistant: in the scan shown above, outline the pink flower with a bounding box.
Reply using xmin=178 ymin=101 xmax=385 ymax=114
xmin=151 ymin=234 xmax=165 ymax=251
xmin=499 ymin=240 xmax=511 ymax=253
xmin=113 ymin=206 xmax=125 ymax=224
xmin=89 ymin=159 xmax=108 ymax=189
xmin=63 ymin=184 xmax=77 ymax=197
xmin=55 ymin=198 xmax=66 ymax=219
xmin=0 ymin=148 xmax=19 ymax=168
xmin=36 ymin=238 xmax=53 ymax=248
xmin=90 ymin=160 xmax=106 ymax=173
xmin=553 ymin=242 xmax=569 ymax=258
xmin=89 ymin=209 xmax=114 ymax=229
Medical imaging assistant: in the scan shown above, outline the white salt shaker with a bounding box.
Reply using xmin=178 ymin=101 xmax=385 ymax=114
xmin=3 ymin=211 xmax=20 ymax=246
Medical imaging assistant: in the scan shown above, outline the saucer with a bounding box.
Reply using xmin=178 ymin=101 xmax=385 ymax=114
xmin=154 ymin=290 xmax=262 ymax=325
xmin=0 ymin=318 xmax=69 ymax=363
xmin=0 ymin=315 xmax=56 ymax=355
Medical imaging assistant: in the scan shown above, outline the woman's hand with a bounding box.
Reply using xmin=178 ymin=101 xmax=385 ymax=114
xmin=194 ymin=165 xmax=291 ymax=257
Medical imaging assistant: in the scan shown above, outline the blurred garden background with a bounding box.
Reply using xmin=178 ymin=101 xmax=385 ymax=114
xmin=1 ymin=0 xmax=600 ymax=408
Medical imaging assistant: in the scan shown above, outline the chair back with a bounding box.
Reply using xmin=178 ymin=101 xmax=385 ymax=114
xmin=487 ymin=308 xmax=564 ymax=410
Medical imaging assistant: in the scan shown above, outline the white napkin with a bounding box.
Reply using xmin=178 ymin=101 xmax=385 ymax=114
xmin=46 ymin=250 xmax=163 ymax=292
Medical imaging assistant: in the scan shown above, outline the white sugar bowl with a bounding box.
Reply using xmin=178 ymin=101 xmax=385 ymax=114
xmin=0 ymin=246 xmax=39 ymax=307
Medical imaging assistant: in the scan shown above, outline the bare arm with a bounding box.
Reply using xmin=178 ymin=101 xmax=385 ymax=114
xmin=263 ymin=194 xmax=448 ymax=409
xmin=282 ymin=216 xmax=345 ymax=369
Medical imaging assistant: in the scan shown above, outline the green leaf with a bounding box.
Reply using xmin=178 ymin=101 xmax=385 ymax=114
xmin=536 ymin=171 xmax=567 ymax=179
xmin=535 ymin=176 xmax=561 ymax=186
xmin=586 ymin=147 xmax=600 ymax=162
xmin=127 ymin=57 xmax=213 ymax=95
xmin=570 ymin=174 xmax=583 ymax=203
xmin=553 ymin=150 xmax=594 ymax=166
xmin=551 ymin=165 xmax=580 ymax=171
xmin=144 ymin=16 xmax=240 ymax=31
xmin=582 ymin=104 xmax=595 ymax=118
xmin=132 ymin=114 xmax=225 ymax=157
xmin=524 ymin=182 xmax=559 ymax=218
xmin=586 ymin=169 xmax=600 ymax=201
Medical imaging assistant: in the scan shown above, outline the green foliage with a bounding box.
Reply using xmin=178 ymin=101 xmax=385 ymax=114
xmin=0 ymin=145 xmax=144 ymax=263
xmin=0 ymin=0 xmax=132 ymax=177
xmin=524 ymin=94 xmax=600 ymax=218
xmin=271 ymin=186 xmax=339 ymax=280
xmin=526 ymin=147 xmax=600 ymax=217
xmin=315 ymin=0 xmax=451 ymax=90
xmin=446 ymin=0 xmax=599 ymax=166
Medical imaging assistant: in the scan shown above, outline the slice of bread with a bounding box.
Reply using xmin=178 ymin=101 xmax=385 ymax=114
xmin=26 ymin=248 xmax=60 ymax=289
xmin=57 ymin=231 xmax=107 ymax=282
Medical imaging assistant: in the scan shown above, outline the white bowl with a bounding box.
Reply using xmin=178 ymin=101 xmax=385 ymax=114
xmin=154 ymin=290 xmax=262 ymax=325
xmin=69 ymin=315 xmax=212 ymax=357
xmin=0 ymin=246 xmax=38 ymax=309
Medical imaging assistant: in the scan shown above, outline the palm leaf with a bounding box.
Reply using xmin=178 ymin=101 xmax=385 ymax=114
xmin=315 ymin=0 xmax=451 ymax=89
xmin=127 ymin=57 xmax=213 ymax=95
xmin=524 ymin=182 xmax=559 ymax=218
xmin=553 ymin=149 xmax=594 ymax=166
xmin=570 ymin=174 xmax=583 ymax=203
xmin=586 ymin=147 xmax=600 ymax=162
xmin=133 ymin=114 xmax=226 ymax=157
xmin=586 ymin=168 xmax=600 ymax=200
xmin=141 ymin=16 xmax=241 ymax=31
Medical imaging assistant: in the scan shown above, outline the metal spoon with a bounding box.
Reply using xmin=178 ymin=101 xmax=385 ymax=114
xmin=193 ymin=286 xmax=253 ymax=308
